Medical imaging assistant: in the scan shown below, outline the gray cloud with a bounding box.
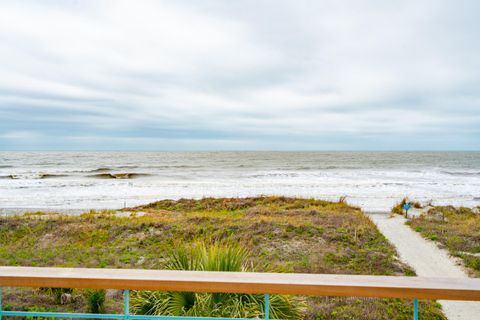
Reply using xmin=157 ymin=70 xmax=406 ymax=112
xmin=0 ymin=0 xmax=479 ymax=150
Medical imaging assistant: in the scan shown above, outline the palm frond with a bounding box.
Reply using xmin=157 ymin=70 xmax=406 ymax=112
xmin=131 ymin=242 xmax=305 ymax=319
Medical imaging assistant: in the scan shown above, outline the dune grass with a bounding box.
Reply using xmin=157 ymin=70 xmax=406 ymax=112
xmin=0 ymin=196 xmax=445 ymax=319
xmin=406 ymin=205 xmax=480 ymax=277
xmin=390 ymin=198 xmax=423 ymax=216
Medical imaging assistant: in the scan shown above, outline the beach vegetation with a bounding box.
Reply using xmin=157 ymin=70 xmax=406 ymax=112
xmin=391 ymin=198 xmax=422 ymax=215
xmin=83 ymin=289 xmax=106 ymax=313
xmin=0 ymin=196 xmax=444 ymax=319
xmin=131 ymin=242 xmax=304 ymax=319
xmin=402 ymin=205 xmax=480 ymax=277
xmin=39 ymin=288 xmax=73 ymax=304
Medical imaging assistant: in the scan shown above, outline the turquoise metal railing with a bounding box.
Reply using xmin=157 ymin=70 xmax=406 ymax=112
xmin=0 ymin=288 xmax=270 ymax=320
xmin=0 ymin=287 xmax=420 ymax=320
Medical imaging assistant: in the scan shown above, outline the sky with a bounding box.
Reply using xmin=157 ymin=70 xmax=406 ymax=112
xmin=0 ymin=0 xmax=479 ymax=151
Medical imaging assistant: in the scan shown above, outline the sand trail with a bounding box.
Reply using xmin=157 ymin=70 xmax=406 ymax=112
xmin=368 ymin=213 xmax=480 ymax=320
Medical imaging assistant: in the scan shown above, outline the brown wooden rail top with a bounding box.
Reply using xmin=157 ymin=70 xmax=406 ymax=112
xmin=1 ymin=267 xmax=479 ymax=301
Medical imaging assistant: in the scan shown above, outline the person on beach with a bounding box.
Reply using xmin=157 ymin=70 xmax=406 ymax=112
xmin=403 ymin=201 xmax=411 ymax=218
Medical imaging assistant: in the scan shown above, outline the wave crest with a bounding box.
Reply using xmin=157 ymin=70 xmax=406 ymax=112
xmin=89 ymin=173 xmax=151 ymax=179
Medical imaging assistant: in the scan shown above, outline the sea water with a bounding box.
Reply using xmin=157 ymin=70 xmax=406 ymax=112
xmin=1 ymin=151 xmax=479 ymax=212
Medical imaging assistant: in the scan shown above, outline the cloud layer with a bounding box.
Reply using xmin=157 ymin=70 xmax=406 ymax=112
xmin=1 ymin=0 xmax=479 ymax=150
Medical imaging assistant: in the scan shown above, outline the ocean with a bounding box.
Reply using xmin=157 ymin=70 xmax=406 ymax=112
xmin=1 ymin=151 xmax=479 ymax=213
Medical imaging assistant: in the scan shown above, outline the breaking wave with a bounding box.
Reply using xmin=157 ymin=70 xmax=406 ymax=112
xmin=89 ymin=173 xmax=151 ymax=179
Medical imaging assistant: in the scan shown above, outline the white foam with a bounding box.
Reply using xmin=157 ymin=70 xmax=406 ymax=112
xmin=0 ymin=151 xmax=479 ymax=212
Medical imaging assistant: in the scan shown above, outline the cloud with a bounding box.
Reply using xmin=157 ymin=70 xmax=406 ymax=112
xmin=0 ymin=0 xmax=479 ymax=150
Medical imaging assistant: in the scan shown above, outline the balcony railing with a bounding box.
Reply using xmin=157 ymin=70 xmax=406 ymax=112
xmin=1 ymin=266 xmax=480 ymax=320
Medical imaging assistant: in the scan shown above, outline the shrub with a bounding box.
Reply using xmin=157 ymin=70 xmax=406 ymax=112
xmin=83 ymin=289 xmax=106 ymax=313
xmin=391 ymin=198 xmax=407 ymax=215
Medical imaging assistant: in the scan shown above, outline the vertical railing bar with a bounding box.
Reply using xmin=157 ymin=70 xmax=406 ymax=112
xmin=413 ymin=298 xmax=419 ymax=320
xmin=0 ymin=286 xmax=3 ymax=320
xmin=264 ymin=294 xmax=269 ymax=320
xmin=124 ymin=289 xmax=130 ymax=320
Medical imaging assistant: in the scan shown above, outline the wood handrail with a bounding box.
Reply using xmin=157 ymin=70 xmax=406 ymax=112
xmin=1 ymin=267 xmax=479 ymax=301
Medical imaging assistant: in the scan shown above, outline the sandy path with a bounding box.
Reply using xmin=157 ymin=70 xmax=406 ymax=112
xmin=368 ymin=213 xmax=480 ymax=320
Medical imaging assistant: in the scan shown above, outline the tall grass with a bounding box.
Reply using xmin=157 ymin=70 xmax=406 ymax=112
xmin=83 ymin=289 xmax=106 ymax=313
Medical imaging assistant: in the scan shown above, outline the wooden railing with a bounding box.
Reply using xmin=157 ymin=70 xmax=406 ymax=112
xmin=1 ymin=267 xmax=480 ymax=320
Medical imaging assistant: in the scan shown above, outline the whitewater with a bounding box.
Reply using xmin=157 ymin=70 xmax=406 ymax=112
xmin=1 ymin=151 xmax=479 ymax=213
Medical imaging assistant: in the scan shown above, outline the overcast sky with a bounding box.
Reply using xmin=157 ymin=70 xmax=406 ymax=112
xmin=0 ymin=0 xmax=479 ymax=150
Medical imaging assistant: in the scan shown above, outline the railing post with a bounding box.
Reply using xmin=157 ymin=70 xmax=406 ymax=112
xmin=264 ymin=293 xmax=269 ymax=320
xmin=124 ymin=289 xmax=129 ymax=320
xmin=413 ymin=298 xmax=418 ymax=320
xmin=0 ymin=287 xmax=3 ymax=320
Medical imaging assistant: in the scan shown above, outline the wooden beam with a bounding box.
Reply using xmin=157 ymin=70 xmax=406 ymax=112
xmin=1 ymin=267 xmax=479 ymax=301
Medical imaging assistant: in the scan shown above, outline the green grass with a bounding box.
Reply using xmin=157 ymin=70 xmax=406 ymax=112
xmin=405 ymin=205 xmax=480 ymax=277
xmin=0 ymin=196 xmax=445 ymax=319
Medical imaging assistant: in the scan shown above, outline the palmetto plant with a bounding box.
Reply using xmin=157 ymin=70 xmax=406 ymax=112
xmin=131 ymin=242 xmax=304 ymax=319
